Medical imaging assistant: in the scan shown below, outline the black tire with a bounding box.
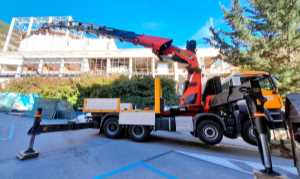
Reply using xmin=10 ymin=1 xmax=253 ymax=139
xmin=197 ymin=120 xmax=223 ymax=145
xmin=103 ymin=117 xmax=123 ymax=139
xmin=224 ymin=131 xmax=238 ymax=139
xmin=241 ymin=120 xmax=257 ymax=145
xmin=241 ymin=120 xmax=270 ymax=146
xmin=128 ymin=125 xmax=151 ymax=142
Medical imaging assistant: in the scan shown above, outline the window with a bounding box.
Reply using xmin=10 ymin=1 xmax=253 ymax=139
xmin=133 ymin=57 xmax=152 ymax=75
xmin=241 ymin=76 xmax=276 ymax=91
xmin=89 ymin=58 xmax=107 ymax=75
xmin=111 ymin=58 xmax=129 ymax=74
xmin=258 ymin=77 xmax=275 ymax=90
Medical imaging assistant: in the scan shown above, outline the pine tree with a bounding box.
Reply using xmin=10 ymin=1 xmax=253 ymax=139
xmin=207 ymin=0 xmax=300 ymax=95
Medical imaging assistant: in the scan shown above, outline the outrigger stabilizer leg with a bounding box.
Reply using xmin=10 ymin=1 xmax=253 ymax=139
xmin=17 ymin=108 xmax=42 ymax=160
xmin=253 ymin=114 xmax=280 ymax=176
xmin=17 ymin=108 xmax=97 ymax=160
xmin=243 ymin=82 xmax=284 ymax=177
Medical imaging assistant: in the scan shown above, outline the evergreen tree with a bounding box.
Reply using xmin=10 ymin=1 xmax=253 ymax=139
xmin=207 ymin=0 xmax=300 ymax=94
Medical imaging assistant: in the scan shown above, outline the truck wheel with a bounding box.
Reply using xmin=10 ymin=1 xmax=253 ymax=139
xmin=197 ymin=120 xmax=223 ymax=145
xmin=128 ymin=125 xmax=151 ymax=142
xmin=241 ymin=120 xmax=257 ymax=145
xmin=103 ymin=117 xmax=123 ymax=139
xmin=241 ymin=120 xmax=271 ymax=146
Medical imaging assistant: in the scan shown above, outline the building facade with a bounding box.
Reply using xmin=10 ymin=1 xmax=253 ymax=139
xmin=0 ymin=16 xmax=235 ymax=84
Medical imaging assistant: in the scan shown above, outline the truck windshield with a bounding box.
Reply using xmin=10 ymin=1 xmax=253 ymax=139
xmin=240 ymin=75 xmax=277 ymax=91
xmin=257 ymin=76 xmax=276 ymax=91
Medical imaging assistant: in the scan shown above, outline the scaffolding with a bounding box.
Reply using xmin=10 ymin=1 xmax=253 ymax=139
xmin=2 ymin=16 xmax=72 ymax=52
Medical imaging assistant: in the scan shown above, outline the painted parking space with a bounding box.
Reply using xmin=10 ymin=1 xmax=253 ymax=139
xmin=177 ymin=150 xmax=299 ymax=179
xmin=0 ymin=113 xmax=298 ymax=179
xmin=95 ymin=149 xmax=298 ymax=179
xmin=93 ymin=150 xmax=254 ymax=179
xmin=94 ymin=151 xmax=176 ymax=179
xmin=94 ymin=161 xmax=176 ymax=179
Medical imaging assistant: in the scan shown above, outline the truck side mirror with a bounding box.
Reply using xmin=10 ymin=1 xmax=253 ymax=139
xmin=228 ymin=76 xmax=242 ymax=96
xmin=231 ymin=76 xmax=242 ymax=87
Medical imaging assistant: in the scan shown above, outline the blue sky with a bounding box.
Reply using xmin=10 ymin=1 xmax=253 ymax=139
xmin=1 ymin=0 xmax=232 ymax=48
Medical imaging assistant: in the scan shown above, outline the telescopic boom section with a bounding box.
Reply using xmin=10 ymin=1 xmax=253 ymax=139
xmin=33 ymin=21 xmax=199 ymax=68
xmin=31 ymin=21 xmax=202 ymax=109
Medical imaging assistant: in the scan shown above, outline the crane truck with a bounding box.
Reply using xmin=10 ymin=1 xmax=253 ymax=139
xmin=17 ymin=20 xmax=300 ymax=176
xmin=26 ymin=20 xmax=227 ymax=145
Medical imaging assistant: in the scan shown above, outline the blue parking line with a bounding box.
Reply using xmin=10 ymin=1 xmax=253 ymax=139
xmin=93 ymin=161 xmax=176 ymax=179
xmin=141 ymin=163 xmax=177 ymax=179
xmin=93 ymin=161 xmax=143 ymax=179
xmin=0 ymin=122 xmax=15 ymax=141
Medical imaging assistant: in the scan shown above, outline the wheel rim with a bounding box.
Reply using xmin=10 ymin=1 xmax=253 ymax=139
xmin=203 ymin=125 xmax=218 ymax=141
xmin=132 ymin=126 xmax=144 ymax=137
xmin=107 ymin=122 xmax=119 ymax=135
xmin=249 ymin=126 xmax=256 ymax=140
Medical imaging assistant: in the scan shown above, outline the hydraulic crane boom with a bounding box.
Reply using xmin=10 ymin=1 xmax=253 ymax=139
xmin=30 ymin=21 xmax=203 ymax=110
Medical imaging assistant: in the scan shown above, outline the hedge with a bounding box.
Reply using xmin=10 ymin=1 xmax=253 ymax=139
xmin=1 ymin=75 xmax=178 ymax=109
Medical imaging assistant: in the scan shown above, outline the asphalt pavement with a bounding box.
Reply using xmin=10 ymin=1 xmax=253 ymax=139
xmin=0 ymin=113 xmax=298 ymax=179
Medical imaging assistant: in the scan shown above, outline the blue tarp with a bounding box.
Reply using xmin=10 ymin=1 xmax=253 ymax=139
xmin=26 ymin=98 xmax=76 ymax=120
xmin=0 ymin=92 xmax=39 ymax=112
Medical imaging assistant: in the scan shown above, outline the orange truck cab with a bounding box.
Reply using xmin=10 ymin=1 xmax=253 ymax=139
xmin=238 ymin=71 xmax=284 ymax=125
xmin=223 ymin=71 xmax=284 ymax=125
xmin=220 ymin=71 xmax=285 ymax=145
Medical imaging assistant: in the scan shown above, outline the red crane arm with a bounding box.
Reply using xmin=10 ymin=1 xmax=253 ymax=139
xmin=161 ymin=46 xmax=199 ymax=68
xmin=29 ymin=21 xmax=202 ymax=110
xmin=29 ymin=21 xmax=198 ymax=68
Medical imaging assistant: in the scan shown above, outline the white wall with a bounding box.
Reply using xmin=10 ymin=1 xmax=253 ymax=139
xmin=19 ymin=35 xmax=117 ymax=52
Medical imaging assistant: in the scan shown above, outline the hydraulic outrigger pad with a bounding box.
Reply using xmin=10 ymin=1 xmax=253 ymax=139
xmin=17 ymin=138 xmax=39 ymax=160
xmin=17 ymin=108 xmax=42 ymax=160
xmin=17 ymin=107 xmax=96 ymax=160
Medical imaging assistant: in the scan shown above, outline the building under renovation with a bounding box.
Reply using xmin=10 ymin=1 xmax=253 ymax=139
xmin=0 ymin=16 xmax=234 ymax=84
